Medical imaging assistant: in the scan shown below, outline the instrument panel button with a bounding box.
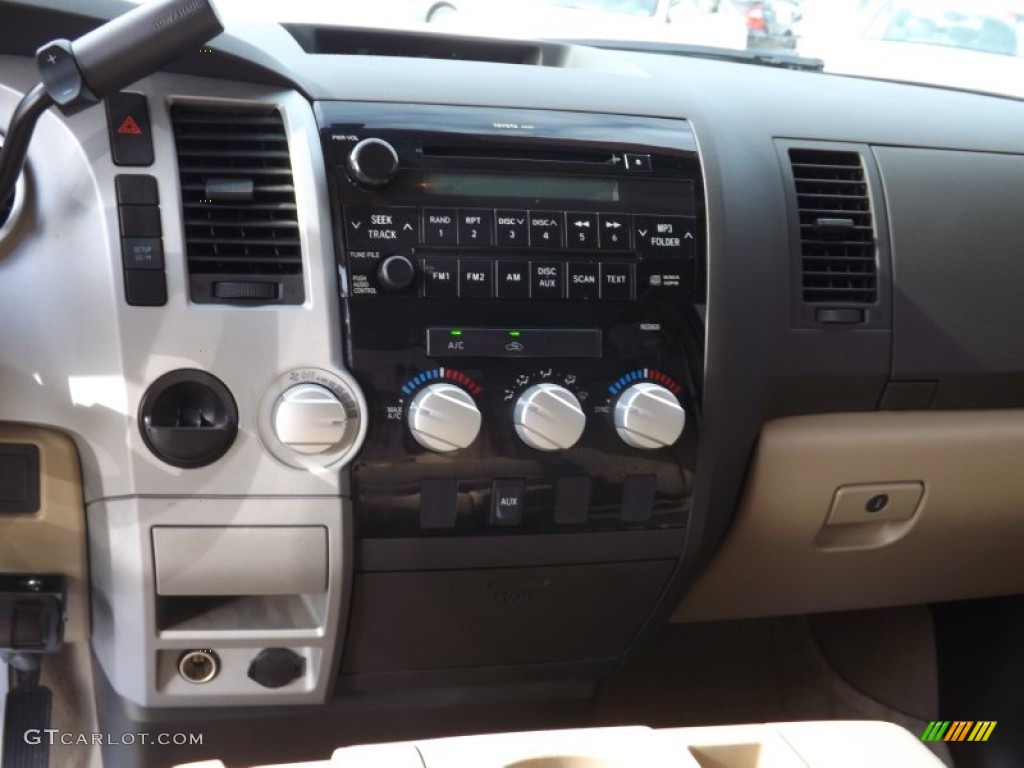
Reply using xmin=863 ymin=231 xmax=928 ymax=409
xmin=566 ymin=212 xmax=598 ymax=250
xmin=567 ymin=262 xmax=600 ymax=300
xmin=457 ymin=209 xmax=494 ymax=246
xmin=529 ymin=211 xmax=563 ymax=248
xmin=345 ymin=207 xmax=419 ymax=249
xmin=496 ymin=261 xmax=529 ymax=299
xmin=624 ymin=153 xmax=652 ymax=172
xmin=634 ymin=215 xmax=696 ymax=258
xmin=122 ymin=237 xmax=164 ymax=270
xmin=529 ymin=261 xmax=564 ymax=300
xmin=422 ymin=258 xmax=459 ymax=297
xmin=495 ymin=210 xmax=529 ymax=247
xmin=600 ymin=263 xmax=633 ymax=300
xmin=459 ymin=259 xmax=493 ymax=298
xmin=423 ymin=208 xmax=458 ymax=246
xmin=598 ymin=213 xmax=632 ymax=250
xmin=490 ymin=478 xmax=525 ymax=526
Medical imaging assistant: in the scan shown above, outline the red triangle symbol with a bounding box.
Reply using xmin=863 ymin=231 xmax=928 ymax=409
xmin=116 ymin=116 xmax=142 ymax=135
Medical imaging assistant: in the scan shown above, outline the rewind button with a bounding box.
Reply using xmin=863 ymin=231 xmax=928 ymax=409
xmin=566 ymin=212 xmax=598 ymax=250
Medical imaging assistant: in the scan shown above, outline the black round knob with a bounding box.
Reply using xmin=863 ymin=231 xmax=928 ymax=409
xmin=247 ymin=648 xmax=304 ymax=689
xmin=346 ymin=138 xmax=399 ymax=189
xmin=377 ymin=254 xmax=416 ymax=292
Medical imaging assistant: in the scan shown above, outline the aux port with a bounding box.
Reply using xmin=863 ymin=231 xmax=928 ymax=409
xmin=177 ymin=649 xmax=219 ymax=684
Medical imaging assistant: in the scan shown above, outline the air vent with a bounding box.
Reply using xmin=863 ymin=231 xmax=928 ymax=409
xmin=789 ymin=148 xmax=877 ymax=309
xmin=171 ymin=105 xmax=304 ymax=305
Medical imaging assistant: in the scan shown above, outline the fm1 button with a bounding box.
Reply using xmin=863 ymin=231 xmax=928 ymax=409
xmin=497 ymin=261 xmax=530 ymax=299
xmin=530 ymin=261 xmax=564 ymax=299
xmin=422 ymin=259 xmax=459 ymax=297
xmin=491 ymin=478 xmax=525 ymax=526
xmin=460 ymin=260 xmax=493 ymax=298
xmin=566 ymin=212 xmax=598 ymax=250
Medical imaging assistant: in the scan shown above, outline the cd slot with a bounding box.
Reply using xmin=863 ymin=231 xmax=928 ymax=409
xmin=421 ymin=144 xmax=617 ymax=165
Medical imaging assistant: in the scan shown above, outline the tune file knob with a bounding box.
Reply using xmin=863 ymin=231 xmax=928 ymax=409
xmin=377 ymin=254 xmax=416 ymax=292
xmin=513 ymin=383 xmax=586 ymax=451
xmin=272 ymin=383 xmax=349 ymax=455
xmin=614 ymin=382 xmax=686 ymax=449
xmin=407 ymin=382 xmax=482 ymax=452
xmin=345 ymin=137 xmax=400 ymax=189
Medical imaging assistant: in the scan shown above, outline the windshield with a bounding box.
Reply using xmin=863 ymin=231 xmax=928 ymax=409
xmin=151 ymin=0 xmax=1024 ymax=99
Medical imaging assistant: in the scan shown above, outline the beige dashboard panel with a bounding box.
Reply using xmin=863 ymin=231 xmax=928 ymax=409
xmin=194 ymin=721 xmax=943 ymax=768
xmin=0 ymin=424 xmax=88 ymax=641
xmin=673 ymin=411 xmax=1024 ymax=623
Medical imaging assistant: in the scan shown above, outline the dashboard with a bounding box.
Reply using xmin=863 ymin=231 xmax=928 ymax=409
xmin=3 ymin=0 xmax=1024 ymax=765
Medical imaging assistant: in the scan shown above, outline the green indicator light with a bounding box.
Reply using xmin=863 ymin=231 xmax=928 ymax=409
xmin=450 ymin=330 xmax=462 ymax=336
xmin=508 ymin=331 xmax=521 ymax=337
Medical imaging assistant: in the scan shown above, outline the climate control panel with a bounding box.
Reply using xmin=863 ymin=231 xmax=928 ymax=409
xmin=345 ymin=301 xmax=700 ymax=537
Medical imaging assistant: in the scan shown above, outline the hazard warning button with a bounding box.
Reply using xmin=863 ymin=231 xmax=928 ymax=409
xmin=105 ymin=92 xmax=153 ymax=167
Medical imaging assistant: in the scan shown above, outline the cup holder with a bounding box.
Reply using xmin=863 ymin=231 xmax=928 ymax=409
xmin=139 ymin=369 xmax=238 ymax=468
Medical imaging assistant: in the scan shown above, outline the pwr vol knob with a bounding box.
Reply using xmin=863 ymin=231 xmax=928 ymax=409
xmin=407 ymin=383 xmax=482 ymax=452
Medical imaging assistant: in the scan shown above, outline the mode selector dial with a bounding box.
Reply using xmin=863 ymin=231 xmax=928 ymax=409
xmin=614 ymin=382 xmax=686 ymax=450
xmin=407 ymin=383 xmax=482 ymax=453
xmin=272 ymin=383 xmax=349 ymax=455
xmin=346 ymin=138 xmax=400 ymax=189
xmin=514 ymin=383 xmax=586 ymax=451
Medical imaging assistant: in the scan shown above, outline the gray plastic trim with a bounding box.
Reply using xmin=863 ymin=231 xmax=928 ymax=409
xmin=153 ymin=525 xmax=328 ymax=596
xmin=0 ymin=58 xmax=363 ymax=504
xmin=89 ymin=496 xmax=347 ymax=708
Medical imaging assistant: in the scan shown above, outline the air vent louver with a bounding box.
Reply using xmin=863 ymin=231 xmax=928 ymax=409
xmin=171 ymin=105 xmax=304 ymax=304
xmin=789 ymin=148 xmax=877 ymax=307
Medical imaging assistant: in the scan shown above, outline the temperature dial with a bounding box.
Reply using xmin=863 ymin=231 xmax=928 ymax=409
xmin=346 ymin=138 xmax=400 ymax=189
xmin=514 ymin=383 xmax=586 ymax=451
xmin=614 ymin=382 xmax=686 ymax=450
xmin=272 ymin=383 xmax=349 ymax=455
xmin=407 ymin=383 xmax=481 ymax=453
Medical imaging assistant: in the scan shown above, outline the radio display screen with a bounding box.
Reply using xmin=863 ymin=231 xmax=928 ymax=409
xmin=420 ymin=172 xmax=620 ymax=202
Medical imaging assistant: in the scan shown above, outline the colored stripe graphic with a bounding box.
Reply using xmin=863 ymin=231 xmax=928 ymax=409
xmin=923 ymin=720 xmax=996 ymax=742
xmin=922 ymin=721 xmax=950 ymax=742
xmin=946 ymin=722 xmax=973 ymax=741
xmin=968 ymin=722 xmax=997 ymax=742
